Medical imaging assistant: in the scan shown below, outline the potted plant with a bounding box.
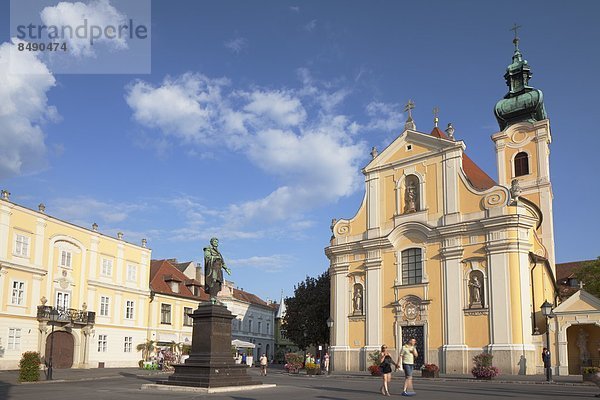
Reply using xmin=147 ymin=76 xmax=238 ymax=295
xmin=284 ymin=353 xmax=303 ymax=374
xmin=471 ymin=353 xmax=500 ymax=380
xmin=583 ymin=367 xmax=600 ymax=382
xmin=421 ymin=363 xmax=439 ymax=378
xmin=368 ymin=364 xmax=383 ymax=376
xmin=368 ymin=350 xmax=383 ymax=376
xmin=305 ymin=362 xmax=320 ymax=375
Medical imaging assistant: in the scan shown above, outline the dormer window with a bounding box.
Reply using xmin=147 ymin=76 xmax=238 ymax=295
xmin=170 ymin=281 xmax=179 ymax=293
xmin=164 ymin=275 xmax=182 ymax=293
xmin=514 ymin=152 xmax=529 ymax=177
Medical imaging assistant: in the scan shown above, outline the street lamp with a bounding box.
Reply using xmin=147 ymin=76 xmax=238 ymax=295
xmin=47 ymin=308 xmax=59 ymax=380
xmin=326 ymin=317 xmax=334 ymax=374
xmin=540 ymin=300 xmax=554 ymax=383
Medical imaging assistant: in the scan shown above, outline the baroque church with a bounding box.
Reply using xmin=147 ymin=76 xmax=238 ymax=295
xmin=325 ymin=34 xmax=600 ymax=375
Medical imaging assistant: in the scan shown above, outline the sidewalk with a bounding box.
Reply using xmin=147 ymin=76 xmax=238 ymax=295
xmin=267 ymin=367 xmax=589 ymax=386
xmin=0 ymin=367 xmax=171 ymax=386
xmin=0 ymin=365 xmax=591 ymax=387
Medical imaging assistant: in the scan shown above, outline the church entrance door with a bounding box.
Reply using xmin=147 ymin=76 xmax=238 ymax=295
xmin=401 ymin=325 xmax=424 ymax=369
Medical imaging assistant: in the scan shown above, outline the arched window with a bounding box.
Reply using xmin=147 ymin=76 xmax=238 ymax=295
xmin=401 ymin=248 xmax=422 ymax=285
xmin=514 ymin=152 xmax=529 ymax=177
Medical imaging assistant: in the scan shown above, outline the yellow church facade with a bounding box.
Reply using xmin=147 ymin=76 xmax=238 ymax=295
xmin=325 ymin=38 xmax=565 ymax=375
xmin=0 ymin=192 xmax=151 ymax=369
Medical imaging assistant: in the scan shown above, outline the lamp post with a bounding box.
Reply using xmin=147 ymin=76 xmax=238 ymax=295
xmin=326 ymin=317 xmax=333 ymax=374
xmin=540 ymin=300 xmax=554 ymax=383
xmin=47 ymin=308 xmax=59 ymax=380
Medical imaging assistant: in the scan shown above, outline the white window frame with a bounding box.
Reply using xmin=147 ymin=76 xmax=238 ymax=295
xmin=8 ymin=328 xmax=21 ymax=350
xmin=98 ymin=334 xmax=107 ymax=352
xmin=126 ymin=264 xmax=137 ymax=282
xmin=124 ymin=336 xmax=132 ymax=353
xmin=125 ymin=300 xmax=134 ymax=319
xmin=60 ymin=250 xmax=72 ymax=268
xmin=56 ymin=291 xmax=71 ymax=310
xmin=11 ymin=281 xmax=25 ymax=305
xmin=14 ymin=234 xmax=30 ymax=257
xmin=183 ymin=307 xmax=193 ymax=326
xmin=161 ymin=303 xmax=172 ymax=324
xmin=101 ymin=258 xmax=113 ymax=277
xmin=100 ymin=296 xmax=110 ymax=317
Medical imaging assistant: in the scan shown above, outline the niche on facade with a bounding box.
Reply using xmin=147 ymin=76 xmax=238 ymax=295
xmin=348 ymin=273 xmax=365 ymax=318
xmin=404 ymin=174 xmax=420 ymax=214
xmin=463 ymin=259 xmax=488 ymax=314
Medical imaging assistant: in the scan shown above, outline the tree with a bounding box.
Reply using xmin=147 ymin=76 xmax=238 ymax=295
xmin=136 ymin=339 xmax=156 ymax=361
xmin=575 ymin=257 xmax=600 ymax=298
xmin=282 ymin=271 xmax=330 ymax=350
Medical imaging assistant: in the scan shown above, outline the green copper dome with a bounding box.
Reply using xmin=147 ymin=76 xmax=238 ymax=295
xmin=494 ymin=36 xmax=547 ymax=130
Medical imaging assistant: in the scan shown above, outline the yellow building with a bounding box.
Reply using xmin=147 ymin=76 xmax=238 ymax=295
xmin=0 ymin=192 xmax=151 ymax=369
xmin=325 ymin=36 xmax=572 ymax=374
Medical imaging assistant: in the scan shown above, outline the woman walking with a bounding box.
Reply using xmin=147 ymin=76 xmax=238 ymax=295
xmin=400 ymin=338 xmax=418 ymax=396
xmin=379 ymin=344 xmax=398 ymax=396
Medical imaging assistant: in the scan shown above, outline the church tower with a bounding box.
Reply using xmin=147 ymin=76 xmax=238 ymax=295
xmin=491 ymin=28 xmax=556 ymax=268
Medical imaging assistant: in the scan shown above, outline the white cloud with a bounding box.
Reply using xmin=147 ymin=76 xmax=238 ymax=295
xmin=224 ymin=37 xmax=247 ymax=54
xmin=228 ymin=255 xmax=292 ymax=273
xmin=48 ymin=196 xmax=147 ymax=227
xmin=365 ymin=101 xmax=405 ymax=132
xmin=125 ymin=73 xmax=229 ymax=143
xmin=243 ymin=90 xmax=306 ymax=127
xmin=125 ymin=70 xmax=368 ymax=226
xmin=0 ymin=41 xmax=56 ymax=179
xmin=40 ymin=0 xmax=128 ymax=57
xmin=289 ymin=6 xmax=300 ymax=13
xmin=304 ymin=19 xmax=317 ymax=32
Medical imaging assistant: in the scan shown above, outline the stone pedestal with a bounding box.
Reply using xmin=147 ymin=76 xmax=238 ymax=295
xmin=164 ymin=303 xmax=257 ymax=388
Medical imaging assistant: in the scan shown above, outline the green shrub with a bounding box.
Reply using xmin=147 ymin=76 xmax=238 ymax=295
xmin=583 ymin=366 xmax=600 ymax=374
xmin=19 ymin=351 xmax=41 ymax=382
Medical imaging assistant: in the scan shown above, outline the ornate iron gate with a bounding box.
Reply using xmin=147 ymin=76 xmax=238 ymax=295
xmin=401 ymin=325 xmax=424 ymax=369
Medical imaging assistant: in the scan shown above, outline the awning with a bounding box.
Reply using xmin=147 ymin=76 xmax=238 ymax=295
xmin=232 ymin=339 xmax=255 ymax=349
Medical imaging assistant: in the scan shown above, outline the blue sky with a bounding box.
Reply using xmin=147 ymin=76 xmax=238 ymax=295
xmin=1 ymin=0 xmax=599 ymax=302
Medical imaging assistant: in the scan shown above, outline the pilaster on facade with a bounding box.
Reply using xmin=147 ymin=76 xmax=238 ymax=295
xmin=364 ymin=253 xmax=382 ymax=347
xmin=329 ymin=261 xmax=349 ymax=348
xmin=440 ymin=242 xmax=465 ymax=350
xmin=0 ymin=203 xmax=11 ymax=260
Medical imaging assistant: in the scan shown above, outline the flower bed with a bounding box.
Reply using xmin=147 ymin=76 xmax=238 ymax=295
xmin=471 ymin=353 xmax=500 ymax=380
xmin=368 ymin=364 xmax=383 ymax=376
xmin=421 ymin=363 xmax=439 ymax=378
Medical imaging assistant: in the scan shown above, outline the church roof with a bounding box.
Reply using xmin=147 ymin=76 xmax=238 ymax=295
xmin=430 ymin=127 xmax=496 ymax=190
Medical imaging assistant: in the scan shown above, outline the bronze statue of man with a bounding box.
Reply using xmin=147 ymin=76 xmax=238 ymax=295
xmin=203 ymin=237 xmax=231 ymax=302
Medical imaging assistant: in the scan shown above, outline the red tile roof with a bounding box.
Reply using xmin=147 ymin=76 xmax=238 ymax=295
xmin=556 ymin=260 xmax=593 ymax=281
xmin=232 ymin=288 xmax=270 ymax=308
xmin=430 ymin=127 xmax=496 ymax=190
xmin=150 ymin=259 xmax=210 ymax=301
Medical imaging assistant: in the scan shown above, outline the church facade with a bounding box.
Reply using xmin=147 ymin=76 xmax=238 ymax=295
xmin=325 ymin=36 xmax=562 ymax=375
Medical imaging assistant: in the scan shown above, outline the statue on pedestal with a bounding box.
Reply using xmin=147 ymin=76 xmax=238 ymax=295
xmin=203 ymin=237 xmax=231 ymax=303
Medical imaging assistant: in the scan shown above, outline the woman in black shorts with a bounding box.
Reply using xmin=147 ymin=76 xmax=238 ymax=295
xmin=379 ymin=344 xmax=399 ymax=396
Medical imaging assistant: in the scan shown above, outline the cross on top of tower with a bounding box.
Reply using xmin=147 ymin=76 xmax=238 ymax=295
xmin=404 ymin=99 xmax=415 ymax=118
xmin=510 ymin=23 xmax=522 ymax=49
xmin=433 ymin=106 xmax=439 ymax=127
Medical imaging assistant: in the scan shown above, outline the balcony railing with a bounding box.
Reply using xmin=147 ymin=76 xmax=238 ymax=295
xmin=37 ymin=305 xmax=96 ymax=325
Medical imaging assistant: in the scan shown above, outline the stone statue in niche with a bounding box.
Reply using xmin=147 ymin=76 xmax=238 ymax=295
xmin=405 ymin=182 xmax=418 ymax=213
xmin=578 ymin=329 xmax=590 ymax=362
xmin=468 ymin=271 xmax=484 ymax=308
xmin=352 ymin=284 xmax=363 ymax=315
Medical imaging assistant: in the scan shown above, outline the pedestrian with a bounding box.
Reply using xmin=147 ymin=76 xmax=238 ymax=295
xmin=379 ymin=344 xmax=398 ymax=396
xmin=542 ymin=347 xmax=551 ymax=380
xmin=399 ymin=338 xmax=418 ymax=396
xmin=241 ymin=352 xmax=247 ymax=365
xmin=157 ymin=350 xmax=165 ymax=370
xmin=260 ymin=353 xmax=268 ymax=376
xmin=323 ymin=352 xmax=330 ymax=373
